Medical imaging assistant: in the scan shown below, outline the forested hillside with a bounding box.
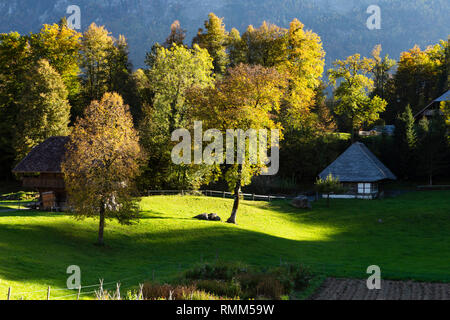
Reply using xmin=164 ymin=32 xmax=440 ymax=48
xmin=1 ymin=0 xmax=449 ymax=68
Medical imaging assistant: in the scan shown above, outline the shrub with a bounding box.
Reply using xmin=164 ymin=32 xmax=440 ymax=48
xmin=181 ymin=290 xmax=223 ymax=300
xmin=236 ymin=273 xmax=287 ymax=300
xmin=181 ymin=261 xmax=316 ymax=300
xmin=141 ymin=282 xmax=197 ymax=300
xmin=255 ymin=276 xmax=285 ymax=300
xmin=194 ymin=279 xmax=241 ymax=298
xmin=184 ymin=260 xmax=251 ymax=281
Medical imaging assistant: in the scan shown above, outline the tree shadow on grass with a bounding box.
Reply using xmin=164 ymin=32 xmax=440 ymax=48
xmin=0 ymin=220 xmax=344 ymax=288
xmin=1 ymin=191 xmax=449 ymax=293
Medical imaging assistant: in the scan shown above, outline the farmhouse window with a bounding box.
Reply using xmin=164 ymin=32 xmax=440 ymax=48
xmin=358 ymin=183 xmax=372 ymax=194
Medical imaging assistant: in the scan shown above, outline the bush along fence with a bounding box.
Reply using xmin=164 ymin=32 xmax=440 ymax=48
xmin=146 ymin=190 xmax=297 ymax=202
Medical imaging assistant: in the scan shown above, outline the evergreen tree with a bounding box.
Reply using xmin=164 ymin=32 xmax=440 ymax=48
xmin=416 ymin=111 xmax=448 ymax=185
xmin=394 ymin=105 xmax=416 ymax=179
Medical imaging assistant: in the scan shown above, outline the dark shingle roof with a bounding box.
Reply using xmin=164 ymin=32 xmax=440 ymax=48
xmin=12 ymin=136 xmax=69 ymax=173
xmin=319 ymin=142 xmax=397 ymax=182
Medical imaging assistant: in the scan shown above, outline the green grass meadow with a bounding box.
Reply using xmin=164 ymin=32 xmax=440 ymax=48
xmin=0 ymin=191 xmax=449 ymax=299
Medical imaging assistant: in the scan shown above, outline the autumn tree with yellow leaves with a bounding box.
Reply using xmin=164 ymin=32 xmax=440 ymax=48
xmin=62 ymin=92 xmax=144 ymax=245
xmin=188 ymin=64 xmax=286 ymax=224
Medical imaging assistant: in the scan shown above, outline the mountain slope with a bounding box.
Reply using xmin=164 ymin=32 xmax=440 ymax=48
xmin=0 ymin=0 xmax=448 ymax=69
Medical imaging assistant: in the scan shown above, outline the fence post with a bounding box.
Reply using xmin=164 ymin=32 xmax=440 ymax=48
xmin=116 ymin=282 xmax=121 ymax=300
xmin=252 ymin=193 xmax=255 ymax=201
xmin=223 ymin=191 xmax=225 ymax=198
xmin=99 ymin=279 xmax=104 ymax=299
xmin=47 ymin=286 xmax=51 ymax=300
xmin=77 ymin=285 xmax=81 ymax=300
xmin=268 ymin=196 xmax=271 ymax=202
xmin=138 ymin=283 xmax=144 ymax=300
xmin=7 ymin=287 xmax=11 ymax=300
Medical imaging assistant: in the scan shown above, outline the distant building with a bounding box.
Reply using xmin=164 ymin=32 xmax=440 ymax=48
xmin=414 ymin=90 xmax=449 ymax=120
xmin=318 ymin=142 xmax=397 ymax=199
xmin=374 ymin=125 xmax=395 ymax=136
xmin=12 ymin=136 xmax=69 ymax=210
xmin=359 ymin=125 xmax=395 ymax=137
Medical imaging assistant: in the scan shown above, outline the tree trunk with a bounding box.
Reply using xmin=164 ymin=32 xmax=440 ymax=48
xmin=227 ymin=165 xmax=242 ymax=224
xmin=98 ymin=203 xmax=105 ymax=246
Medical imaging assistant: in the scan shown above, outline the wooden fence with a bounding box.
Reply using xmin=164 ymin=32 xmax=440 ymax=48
xmin=146 ymin=189 xmax=296 ymax=202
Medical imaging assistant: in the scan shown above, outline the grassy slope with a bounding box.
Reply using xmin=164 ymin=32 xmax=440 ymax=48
xmin=0 ymin=191 xmax=449 ymax=299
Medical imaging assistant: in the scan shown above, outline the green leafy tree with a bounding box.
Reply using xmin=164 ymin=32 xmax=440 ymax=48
xmin=80 ymin=23 xmax=137 ymax=118
xmin=193 ymin=13 xmax=229 ymax=75
xmin=328 ymin=54 xmax=387 ymax=141
xmin=227 ymin=28 xmax=246 ymax=67
xmin=441 ymin=101 xmax=450 ymax=126
xmin=0 ymin=32 xmax=32 ymax=176
xmin=106 ymin=35 xmax=140 ymax=119
xmin=80 ymin=23 xmax=115 ymax=107
xmin=315 ymin=174 xmax=345 ymax=207
xmin=188 ymin=64 xmax=286 ymax=224
xmin=388 ymin=42 xmax=448 ymax=122
xmin=279 ymin=19 xmax=326 ymax=129
xmin=239 ymin=22 xmax=287 ymax=67
xmin=14 ymin=59 xmax=71 ymax=161
xmin=29 ymin=22 xmax=82 ymax=108
xmin=62 ymin=93 xmax=144 ymax=246
xmin=371 ymin=44 xmax=396 ymax=100
xmin=139 ymin=44 xmax=214 ymax=189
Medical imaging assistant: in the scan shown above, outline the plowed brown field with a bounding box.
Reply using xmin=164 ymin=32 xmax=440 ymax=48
xmin=310 ymin=278 xmax=450 ymax=300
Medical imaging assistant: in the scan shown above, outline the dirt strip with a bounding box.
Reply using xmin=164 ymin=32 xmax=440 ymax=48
xmin=310 ymin=277 xmax=450 ymax=300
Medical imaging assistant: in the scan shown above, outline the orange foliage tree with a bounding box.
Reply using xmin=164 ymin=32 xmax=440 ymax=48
xmin=62 ymin=92 xmax=144 ymax=245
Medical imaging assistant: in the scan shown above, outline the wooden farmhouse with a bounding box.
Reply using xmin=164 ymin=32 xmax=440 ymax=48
xmin=319 ymin=142 xmax=397 ymax=199
xmin=12 ymin=136 xmax=69 ymax=210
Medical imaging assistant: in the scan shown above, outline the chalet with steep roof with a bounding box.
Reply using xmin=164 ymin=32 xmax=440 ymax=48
xmin=319 ymin=142 xmax=397 ymax=199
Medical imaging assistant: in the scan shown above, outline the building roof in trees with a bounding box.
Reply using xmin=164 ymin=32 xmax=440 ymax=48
xmin=319 ymin=142 xmax=397 ymax=182
xmin=434 ymin=90 xmax=450 ymax=102
xmin=414 ymin=90 xmax=450 ymax=118
xmin=12 ymin=136 xmax=69 ymax=174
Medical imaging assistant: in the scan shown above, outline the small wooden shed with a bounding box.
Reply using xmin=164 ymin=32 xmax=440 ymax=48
xmin=12 ymin=136 xmax=69 ymax=210
xmin=318 ymin=142 xmax=397 ymax=199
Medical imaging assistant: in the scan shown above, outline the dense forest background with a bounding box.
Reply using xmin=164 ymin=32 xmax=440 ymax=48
xmin=1 ymin=0 xmax=449 ymax=194
xmin=1 ymin=0 xmax=449 ymax=69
